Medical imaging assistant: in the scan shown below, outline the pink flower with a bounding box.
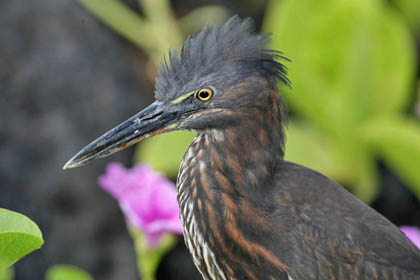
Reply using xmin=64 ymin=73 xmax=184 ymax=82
xmin=98 ymin=163 xmax=183 ymax=247
xmin=400 ymin=226 xmax=420 ymax=249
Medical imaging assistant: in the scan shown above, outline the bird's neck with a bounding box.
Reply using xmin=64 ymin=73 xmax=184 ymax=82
xmin=180 ymin=98 xmax=286 ymax=197
xmin=204 ymin=125 xmax=282 ymax=195
xmin=176 ymin=98 xmax=286 ymax=279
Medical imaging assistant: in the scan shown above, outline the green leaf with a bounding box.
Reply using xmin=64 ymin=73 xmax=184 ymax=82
xmin=285 ymin=121 xmax=378 ymax=202
xmin=45 ymin=265 xmax=93 ymax=280
xmin=332 ymin=139 xmax=379 ymax=202
xmin=264 ymin=0 xmax=415 ymax=132
xmin=263 ymin=0 xmax=414 ymax=202
xmin=134 ymin=131 xmax=195 ymax=179
xmin=392 ymin=0 xmax=420 ymax=33
xmin=0 ymin=209 xmax=44 ymax=268
xmin=285 ymin=121 xmax=344 ymax=179
xmin=77 ymin=0 xmax=147 ymax=49
xmin=0 ymin=264 xmax=13 ymax=280
xmin=77 ymin=0 xmax=183 ymax=65
xmin=361 ymin=117 xmax=420 ymax=199
xmin=129 ymin=228 xmax=177 ymax=280
xmin=179 ymin=6 xmax=230 ymax=35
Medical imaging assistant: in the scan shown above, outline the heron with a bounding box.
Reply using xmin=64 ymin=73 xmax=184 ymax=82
xmin=64 ymin=16 xmax=420 ymax=279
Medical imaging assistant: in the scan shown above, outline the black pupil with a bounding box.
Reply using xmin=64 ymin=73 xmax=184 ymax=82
xmin=199 ymin=90 xmax=209 ymax=99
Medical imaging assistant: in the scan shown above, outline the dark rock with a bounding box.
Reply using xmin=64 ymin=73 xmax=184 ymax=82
xmin=0 ymin=1 xmax=151 ymax=279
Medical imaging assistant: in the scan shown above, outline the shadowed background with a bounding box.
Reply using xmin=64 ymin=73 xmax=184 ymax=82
xmin=1 ymin=0 xmax=419 ymax=279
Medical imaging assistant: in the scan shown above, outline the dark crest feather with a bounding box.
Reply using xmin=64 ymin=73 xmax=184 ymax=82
xmin=155 ymin=15 xmax=289 ymax=101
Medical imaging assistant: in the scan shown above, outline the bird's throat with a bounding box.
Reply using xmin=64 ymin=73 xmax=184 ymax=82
xmin=178 ymin=113 xmax=285 ymax=207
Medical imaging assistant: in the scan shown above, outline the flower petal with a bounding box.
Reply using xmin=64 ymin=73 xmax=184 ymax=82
xmin=401 ymin=226 xmax=420 ymax=249
xmin=146 ymin=218 xmax=184 ymax=235
xmin=98 ymin=162 xmax=183 ymax=249
xmin=98 ymin=162 xmax=129 ymax=199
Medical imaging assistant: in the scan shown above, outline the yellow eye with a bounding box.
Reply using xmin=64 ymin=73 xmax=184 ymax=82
xmin=196 ymin=88 xmax=214 ymax=101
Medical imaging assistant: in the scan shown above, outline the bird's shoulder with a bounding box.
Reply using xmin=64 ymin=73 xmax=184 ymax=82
xmin=260 ymin=161 xmax=420 ymax=277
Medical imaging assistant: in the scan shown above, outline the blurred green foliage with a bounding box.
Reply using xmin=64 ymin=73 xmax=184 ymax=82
xmin=0 ymin=265 xmax=13 ymax=280
xmin=264 ymin=0 xmax=420 ymax=201
xmin=77 ymin=0 xmax=229 ymax=65
xmin=0 ymin=209 xmax=43 ymax=269
xmin=129 ymin=228 xmax=178 ymax=280
xmin=135 ymin=131 xmax=195 ymax=179
xmin=391 ymin=0 xmax=420 ymax=33
xmin=79 ymin=0 xmax=420 ymax=203
xmin=45 ymin=265 xmax=93 ymax=280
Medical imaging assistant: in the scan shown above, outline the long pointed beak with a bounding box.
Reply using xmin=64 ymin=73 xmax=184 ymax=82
xmin=63 ymin=101 xmax=177 ymax=169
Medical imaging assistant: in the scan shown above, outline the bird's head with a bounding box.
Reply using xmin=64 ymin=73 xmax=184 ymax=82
xmin=63 ymin=16 xmax=289 ymax=169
